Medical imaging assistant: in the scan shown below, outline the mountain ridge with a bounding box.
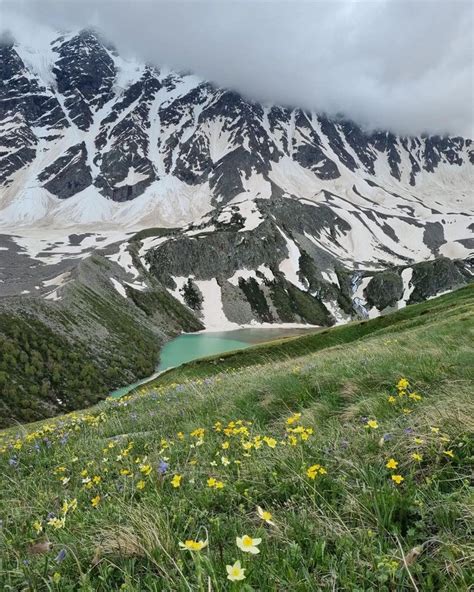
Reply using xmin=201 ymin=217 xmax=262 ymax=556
xmin=1 ymin=27 xmax=472 ymax=233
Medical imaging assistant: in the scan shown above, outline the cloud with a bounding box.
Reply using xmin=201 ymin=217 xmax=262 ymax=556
xmin=1 ymin=0 xmax=473 ymax=137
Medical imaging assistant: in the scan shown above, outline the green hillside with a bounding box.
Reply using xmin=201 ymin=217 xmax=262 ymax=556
xmin=0 ymin=286 xmax=473 ymax=591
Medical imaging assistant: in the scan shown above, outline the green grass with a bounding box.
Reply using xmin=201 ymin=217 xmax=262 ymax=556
xmin=0 ymin=286 xmax=473 ymax=591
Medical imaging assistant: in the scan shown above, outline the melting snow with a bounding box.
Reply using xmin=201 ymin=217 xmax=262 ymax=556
xmin=276 ymin=227 xmax=306 ymax=290
xmin=111 ymin=278 xmax=127 ymax=298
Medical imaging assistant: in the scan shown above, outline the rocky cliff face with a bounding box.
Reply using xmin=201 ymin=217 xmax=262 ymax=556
xmin=1 ymin=28 xmax=472 ymax=227
xmin=0 ymin=27 xmax=473 ymax=332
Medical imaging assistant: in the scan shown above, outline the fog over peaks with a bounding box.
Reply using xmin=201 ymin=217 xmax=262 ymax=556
xmin=1 ymin=0 xmax=473 ymax=137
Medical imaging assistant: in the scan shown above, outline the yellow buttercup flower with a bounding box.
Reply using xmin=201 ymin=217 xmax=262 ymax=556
xmin=411 ymin=453 xmax=423 ymax=462
xmin=139 ymin=464 xmax=152 ymax=477
xmin=443 ymin=450 xmax=454 ymax=458
xmin=387 ymin=396 xmax=396 ymax=404
xmin=171 ymin=474 xmax=182 ymax=488
xmin=32 ymin=520 xmax=43 ymax=534
xmin=366 ymin=420 xmax=379 ymax=429
xmin=236 ymin=535 xmax=261 ymax=554
xmin=190 ymin=428 xmax=205 ymax=439
xmin=91 ymin=495 xmax=101 ymax=508
xmin=48 ymin=517 xmax=66 ymax=529
xmin=226 ymin=560 xmax=246 ymax=581
xmin=257 ymin=506 xmax=275 ymax=526
xmin=179 ymin=539 xmax=208 ymax=552
xmin=306 ymin=464 xmax=327 ymax=479
xmin=397 ymin=378 xmax=409 ymax=390
xmin=61 ymin=498 xmax=77 ymax=514
xmin=136 ymin=480 xmax=146 ymax=490
xmin=207 ymin=477 xmax=224 ymax=489
xmin=391 ymin=474 xmax=404 ymax=485
xmin=263 ymin=436 xmax=277 ymax=448
xmin=386 ymin=458 xmax=398 ymax=469
xmin=286 ymin=413 xmax=302 ymax=425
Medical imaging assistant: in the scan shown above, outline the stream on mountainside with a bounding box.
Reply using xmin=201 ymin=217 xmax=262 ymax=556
xmin=108 ymin=327 xmax=316 ymax=398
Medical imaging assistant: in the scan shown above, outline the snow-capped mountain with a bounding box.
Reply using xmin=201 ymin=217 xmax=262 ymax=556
xmin=0 ymin=28 xmax=473 ymax=330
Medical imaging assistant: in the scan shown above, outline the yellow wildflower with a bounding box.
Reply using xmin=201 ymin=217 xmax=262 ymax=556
xmin=257 ymin=506 xmax=275 ymax=526
xmin=207 ymin=477 xmax=225 ymax=489
xmin=226 ymin=560 xmax=246 ymax=582
xmin=366 ymin=420 xmax=379 ymax=429
xmin=136 ymin=480 xmax=146 ymax=490
xmin=263 ymin=436 xmax=277 ymax=448
xmin=286 ymin=413 xmax=302 ymax=425
xmin=306 ymin=464 xmax=327 ymax=479
xmin=386 ymin=458 xmax=398 ymax=469
xmin=171 ymin=474 xmax=182 ymax=488
xmin=444 ymin=450 xmax=454 ymax=458
xmin=139 ymin=464 xmax=152 ymax=477
xmin=397 ymin=378 xmax=409 ymax=390
xmin=91 ymin=495 xmax=101 ymax=508
xmin=179 ymin=539 xmax=208 ymax=552
xmin=391 ymin=474 xmax=404 ymax=485
xmin=48 ymin=517 xmax=66 ymax=529
xmin=411 ymin=453 xmax=423 ymax=462
xmin=190 ymin=428 xmax=205 ymax=439
xmin=236 ymin=535 xmax=261 ymax=554
xmin=32 ymin=520 xmax=43 ymax=534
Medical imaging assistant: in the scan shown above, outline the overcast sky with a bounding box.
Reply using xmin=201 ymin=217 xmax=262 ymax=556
xmin=1 ymin=0 xmax=473 ymax=137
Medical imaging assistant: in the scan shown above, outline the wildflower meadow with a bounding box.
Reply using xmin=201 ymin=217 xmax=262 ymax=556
xmin=0 ymin=287 xmax=473 ymax=590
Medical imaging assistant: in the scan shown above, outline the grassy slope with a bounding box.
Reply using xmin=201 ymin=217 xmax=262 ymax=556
xmin=0 ymin=286 xmax=473 ymax=591
xmin=150 ymin=284 xmax=473 ymax=387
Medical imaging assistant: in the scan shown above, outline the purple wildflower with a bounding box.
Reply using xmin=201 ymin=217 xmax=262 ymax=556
xmin=158 ymin=460 xmax=169 ymax=475
xmin=55 ymin=549 xmax=67 ymax=563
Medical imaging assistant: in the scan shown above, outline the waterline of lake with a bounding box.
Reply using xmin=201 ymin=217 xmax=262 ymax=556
xmin=109 ymin=326 xmax=316 ymax=398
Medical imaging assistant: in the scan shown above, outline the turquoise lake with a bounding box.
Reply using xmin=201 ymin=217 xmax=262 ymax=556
xmin=109 ymin=327 xmax=314 ymax=398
